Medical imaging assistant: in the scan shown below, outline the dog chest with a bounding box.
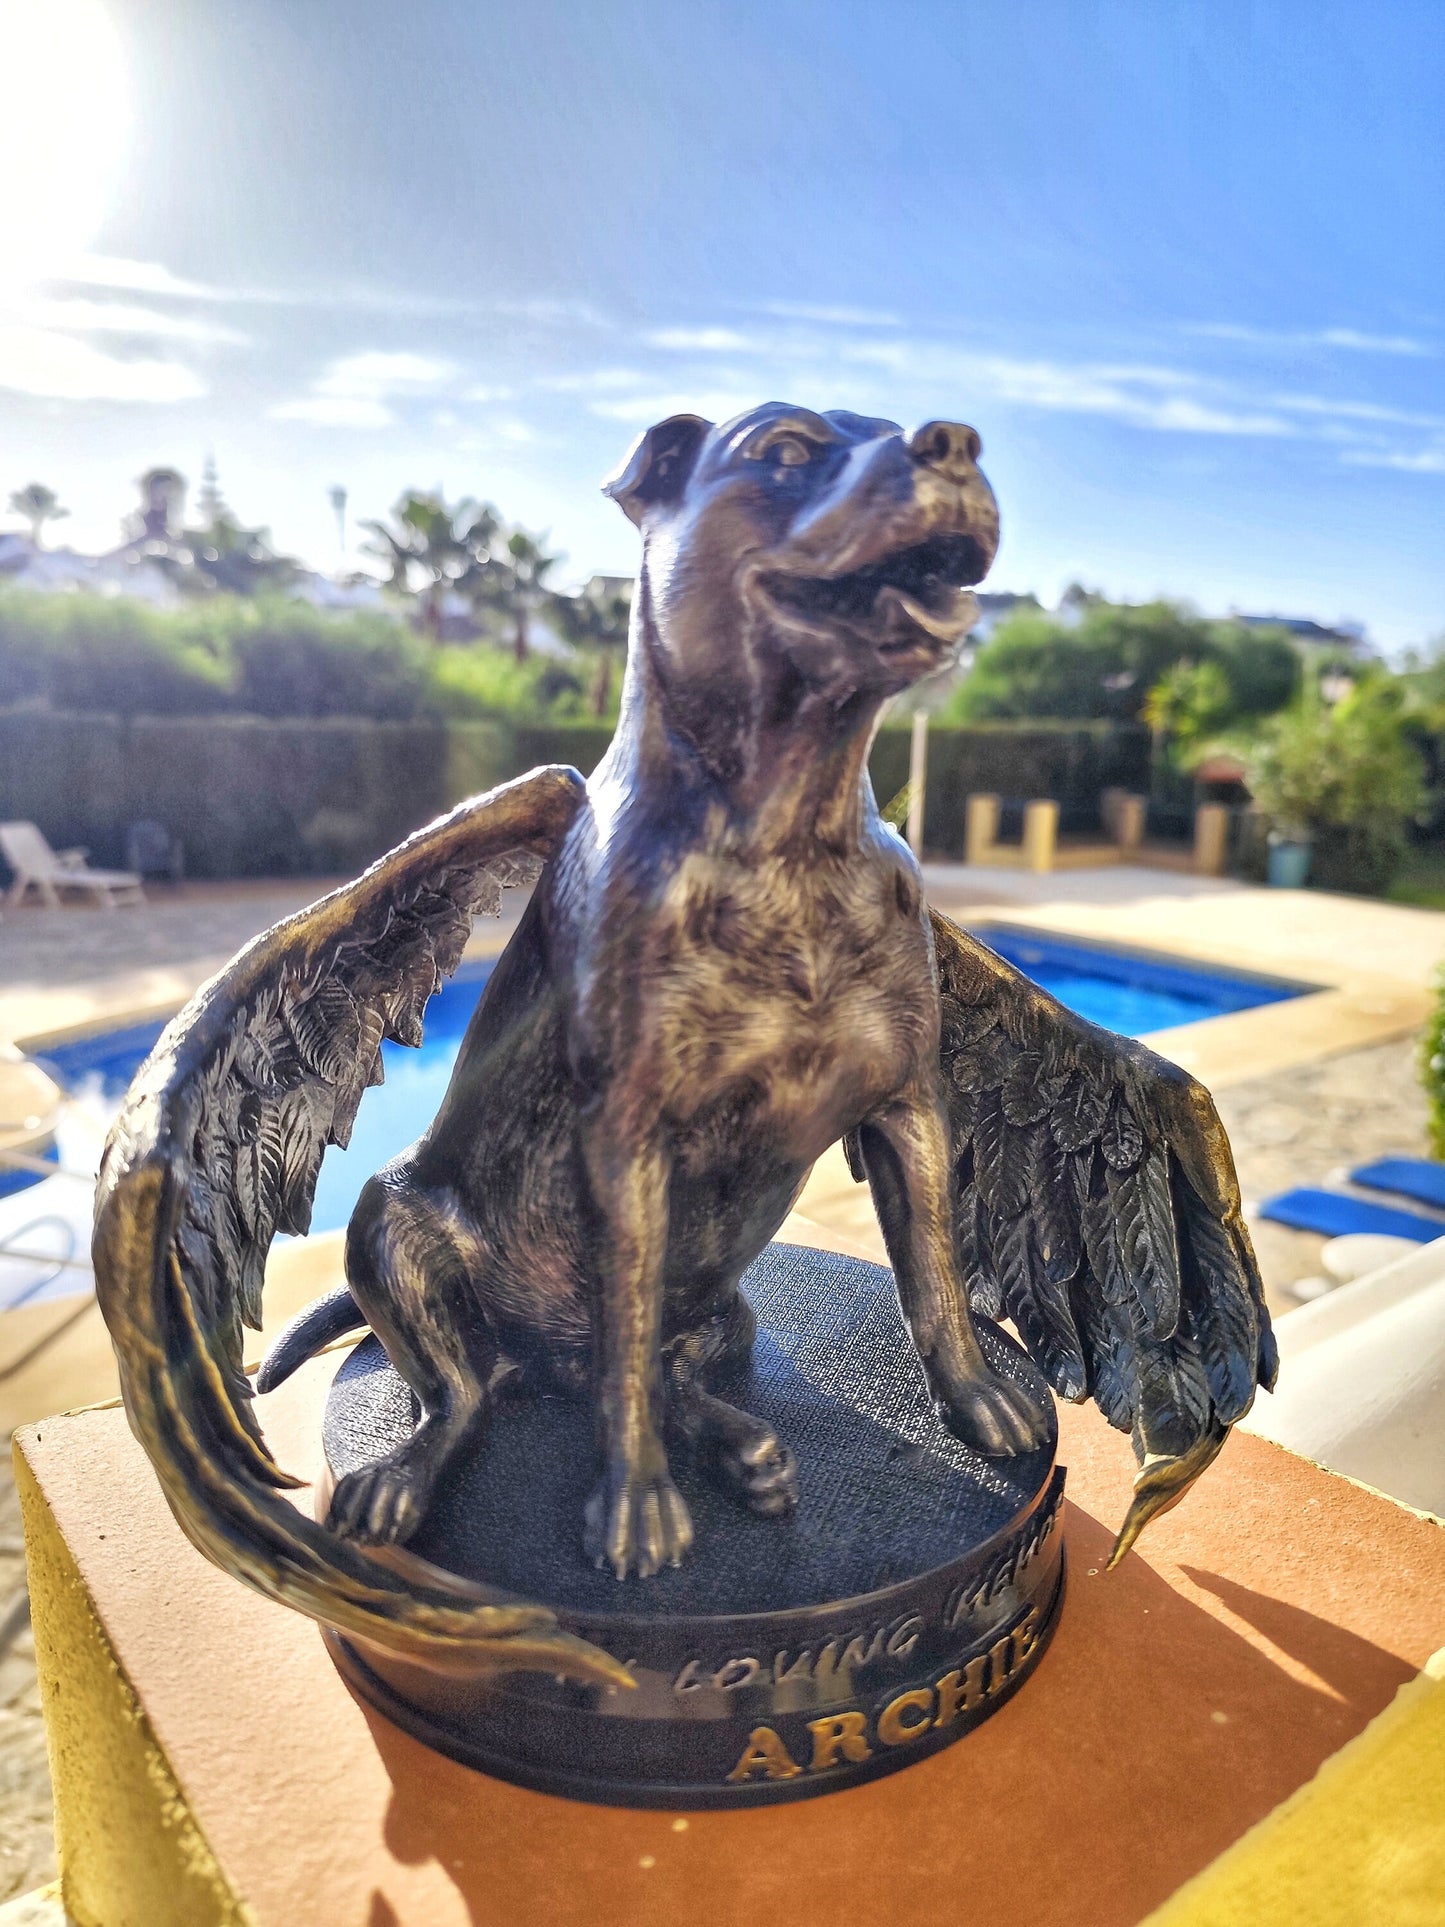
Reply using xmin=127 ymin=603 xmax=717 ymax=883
xmin=643 ymin=849 xmax=934 ymax=1122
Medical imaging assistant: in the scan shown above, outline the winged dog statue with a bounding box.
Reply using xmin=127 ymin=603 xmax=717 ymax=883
xmin=94 ymin=405 xmax=1275 ymax=1685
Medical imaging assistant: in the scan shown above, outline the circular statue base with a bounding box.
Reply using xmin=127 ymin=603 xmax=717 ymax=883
xmin=321 ymin=1242 xmax=1065 ymax=1808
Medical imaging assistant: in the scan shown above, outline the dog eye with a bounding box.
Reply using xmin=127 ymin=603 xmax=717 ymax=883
xmin=769 ymin=434 xmax=814 ymax=468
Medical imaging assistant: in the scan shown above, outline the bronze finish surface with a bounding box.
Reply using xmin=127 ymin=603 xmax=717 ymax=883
xmin=93 ymin=405 xmax=1274 ymax=1681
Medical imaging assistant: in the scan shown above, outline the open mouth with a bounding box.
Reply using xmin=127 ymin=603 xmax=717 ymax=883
xmin=762 ymin=531 xmax=989 ymax=652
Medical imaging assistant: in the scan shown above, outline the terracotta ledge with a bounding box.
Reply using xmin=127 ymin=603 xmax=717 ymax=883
xmin=14 ymin=1218 xmax=1445 ymax=1926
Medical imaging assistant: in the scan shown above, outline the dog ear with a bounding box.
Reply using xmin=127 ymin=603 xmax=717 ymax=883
xmin=602 ymin=415 xmax=711 ymax=526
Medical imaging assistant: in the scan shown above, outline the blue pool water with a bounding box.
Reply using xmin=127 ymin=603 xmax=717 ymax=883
xmin=31 ymin=931 xmax=1307 ymax=1240
xmin=971 ymin=925 xmax=1306 ymax=1036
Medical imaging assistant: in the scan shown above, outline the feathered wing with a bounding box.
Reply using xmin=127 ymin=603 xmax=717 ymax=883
xmin=929 ymin=910 xmax=1277 ymax=1564
xmin=93 ymin=766 xmax=628 ymax=1684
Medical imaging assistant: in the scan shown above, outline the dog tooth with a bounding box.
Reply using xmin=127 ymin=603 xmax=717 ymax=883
xmin=886 ymin=587 xmax=976 ymax=642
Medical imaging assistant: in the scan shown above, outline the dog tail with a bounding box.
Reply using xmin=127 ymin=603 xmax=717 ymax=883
xmin=256 ymin=1285 xmax=366 ymax=1394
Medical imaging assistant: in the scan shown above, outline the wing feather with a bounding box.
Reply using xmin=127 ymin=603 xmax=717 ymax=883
xmin=1105 ymin=1141 xmax=1182 ymax=1338
xmin=1173 ymin=1174 xmax=1261 ymax=1422
xmin=974 ymin=1086 xmax=1031 ymax=1219
xmin=1032 ymin=1124 xmax=1082 ymax=1288
xmin=929 ymin=909 xmax=1273 ymax=1555
xmin=957 ymin=1180 xmax=1002 ymax=1319
xmin=1050 ymin=1071 xmax=1110 ymax=1152
xmin=993 ymin=1201 xmax=1087 ymax=1400
xmin=93 ymin=768 xmax=627 ymax=1680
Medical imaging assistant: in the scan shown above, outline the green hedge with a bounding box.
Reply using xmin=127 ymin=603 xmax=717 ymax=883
xmin=868 ymin=721 xmax=1151 ymax=853
xmin=0 ymin=709 xmax=1149 ymax=878
xmin=1421 ymin=969 xmax=1445 ymax=1160
xmin=0 ymin=712 xmax=486 ymax=877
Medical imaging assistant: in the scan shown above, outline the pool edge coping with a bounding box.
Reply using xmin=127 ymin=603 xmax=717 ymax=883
xmin=2 ymin=905 xmax=1428 ymax=1095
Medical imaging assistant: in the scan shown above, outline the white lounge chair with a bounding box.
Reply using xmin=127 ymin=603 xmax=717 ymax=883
xmin=0 ymin=821 xmax=145 ymax=909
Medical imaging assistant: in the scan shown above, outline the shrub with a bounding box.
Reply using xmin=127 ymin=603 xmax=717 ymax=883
xmin=1247 ymin=678 xmax=1427 ymax=893
xmin=424 ymin=643 xmax=613 ymax=722
xmin=0 ymin=589 xmax=232 ymax=715
xmin=1420 ymin=970 xmax=1445 ymax=1160
xmin=229 ymin=603 xmax=430 ymax=719
xmin=953 ymin=600 xmax=1298 ymax=729
xmin=0 ymin=585 xmax=617 ymax=725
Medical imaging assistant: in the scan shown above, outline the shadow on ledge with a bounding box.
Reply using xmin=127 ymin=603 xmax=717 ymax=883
xmin=351 ymin=1501 xmax=1417 ymax=1927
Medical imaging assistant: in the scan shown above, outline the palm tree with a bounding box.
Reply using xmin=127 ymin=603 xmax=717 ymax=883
xmin=360 ymin=491 xmax=501 ymax=640
xmin=496 ymin=527 xmax=561 ymax=662
xmin=8 ymin=482 xmax=69 ymax=549
xmin=183 ymin=508 xmax=298 ymax=596
xmin=552 ymin=576 xmax=633 ymax=714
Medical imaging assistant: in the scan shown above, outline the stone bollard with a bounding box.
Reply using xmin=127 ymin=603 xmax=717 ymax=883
xmin=965 ymin=793 xmax=1000 ymax=866
xmin=1022 ymin=799 xmax=1059 ymax=873
xmin=1195 ymin=803 xmax=1229 ymax=876
xmin=1116 ymin=794 xmax=1146 ymax=852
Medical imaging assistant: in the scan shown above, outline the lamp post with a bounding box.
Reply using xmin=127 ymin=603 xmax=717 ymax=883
xmin=328 ymin=486 xmax=348 ymax=573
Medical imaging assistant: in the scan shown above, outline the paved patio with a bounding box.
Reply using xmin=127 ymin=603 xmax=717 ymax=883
xmin=2 ymin=858 xmax=1439 ymax=1324
xmin=1 ymin=878 xmax=533 ymax=1047
xmin=7 ymin=859 xmax=1445 ymax=1058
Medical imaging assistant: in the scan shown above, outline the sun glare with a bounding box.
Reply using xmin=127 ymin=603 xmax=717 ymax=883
xmin=0 ymin=0 xmax=131 ymax=289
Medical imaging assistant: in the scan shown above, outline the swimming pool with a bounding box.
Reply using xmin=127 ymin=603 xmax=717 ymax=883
xmin=971 ymin=925 xmax=1307 ymax=1035
xmin=6 ymin=928 xmax=1309 ymax=1300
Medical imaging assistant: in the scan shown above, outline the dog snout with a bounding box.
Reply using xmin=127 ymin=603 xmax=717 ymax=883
xmin=907 ymin=420 xmax=984 ymax=481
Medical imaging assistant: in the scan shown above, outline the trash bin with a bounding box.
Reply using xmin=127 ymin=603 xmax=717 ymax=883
xmin=1267 ymin=836 xmax=1312 ymax=889
xmin=124 ymin=819 xmax=184 ymax=882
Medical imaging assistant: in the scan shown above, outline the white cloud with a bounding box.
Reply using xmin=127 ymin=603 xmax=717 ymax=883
xmin=493 ymin=296 xmax=611 ymax=328
xmin=536 ymin=367 xmax=647 ymax=393
xmin=1136 ymin=396 xmax=1291 ymax=435
xmin=647 ymin=327 xmax=755 ymax=353
xmin=315 ymin=350 xmax=456 ymax=395
xmin=590 ymin=390 xmax=761 ymax=426
xmin=0 ymin=324 xmax=205 ymax=402
xmin=1192 ymin=321 xmax=1433 ymax=358
xmin=1264 ymin=391 xmax=1445 ymax=431
xmin=269 ymin=349 xmax=458 ymax=429
xmin=844 ymin=341 xmax=1295 ymax=437
xmin=574 ymin=319 xmax=1445 ymax=465
xmin=984 ymin=362 xmax=1288 ymax=435
xmin=51 ymin=252 xmax=230 ymax=301
xmin=1319 ymin=328 xmax=1432 ymax=355
xmin=1343 ymin=447 xmax=1445 ymax=474
xmin=6 ymin=293 xmax=247 ymax=343
xmin=755 ymin=301 xmax=902 ymax=328
xmin=271 ymin=394 xmax=394 ymax=428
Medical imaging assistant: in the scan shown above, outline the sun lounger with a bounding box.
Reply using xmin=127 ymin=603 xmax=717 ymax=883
xmin=0 ymin=821 xmax=145 ymax=908
xmin=1349 ymin=1156 xmax=1445 ymax=1213
xmin=1258 ymin=1186 xmax=1444 ymax=1244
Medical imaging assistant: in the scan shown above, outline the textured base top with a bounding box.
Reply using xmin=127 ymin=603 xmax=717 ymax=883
xmin=324 ymin=1241 xmax=1057 ymax=1617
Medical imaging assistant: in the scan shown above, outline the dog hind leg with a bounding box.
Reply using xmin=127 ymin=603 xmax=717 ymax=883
xmin=327 ymin=1171 xmax=496 ymax=1547
xmin=667 ymin=1298 xmax=798 ymax=1518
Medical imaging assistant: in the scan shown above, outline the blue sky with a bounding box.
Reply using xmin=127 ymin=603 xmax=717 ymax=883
xmin=2 ymin=0 xmax=1442 ymax=648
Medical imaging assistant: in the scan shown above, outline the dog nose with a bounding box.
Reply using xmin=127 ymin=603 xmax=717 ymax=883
xmin=907 ymin=420 xmax=984 ymax=480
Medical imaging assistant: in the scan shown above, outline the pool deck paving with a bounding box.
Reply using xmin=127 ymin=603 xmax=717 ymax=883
xmin=1 ymin=858 xmax=1437 ymax=1434
xmin=5 ymin=860 xmax=1442 ymax=1075
xmin=0 ymin=878 xmax=531 ymax=1049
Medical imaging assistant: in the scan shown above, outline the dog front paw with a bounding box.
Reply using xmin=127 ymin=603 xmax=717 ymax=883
xmin=584 ymin=1456 xmax=694 ymax=1579
xmin=932 ymin=1364 xmax=1052 ymax=1456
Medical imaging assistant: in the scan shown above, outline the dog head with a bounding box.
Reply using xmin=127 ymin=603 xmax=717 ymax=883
xmin=604 ymin=403 xmax=999 ymax=703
